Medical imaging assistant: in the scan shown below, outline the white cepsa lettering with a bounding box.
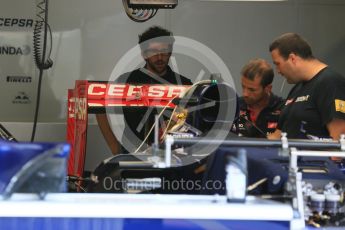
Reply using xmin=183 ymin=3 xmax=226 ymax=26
xmin=148 ymin=86 xmax=187 ymax=98
xmin=127 ymin=85 xmax=142 ymax=97
xmin=88 ymin=83 xmax=107 ymax=96
xmin=148 ymin=85 xmax=166 ymax=97
xmin=88 ymin=84 xmax=187 ymax=98
xmin=88 ymin=83 xmax=127 ymax=96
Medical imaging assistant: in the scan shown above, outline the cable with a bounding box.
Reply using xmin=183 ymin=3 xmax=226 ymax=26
xmin=31 ymin=0 xmax=53 ymax=142
xmin=134 ymin=97 xmax=176 ymax=153
xmin=67 ymin=176 xmax=91 ymax=192
xmin=247 ymin=177 xmax=268 ymax=191
xmin=160 ymin=106 xmax=178 ymax=141
xmin=33 ymin=0 xmax=53 ymax=69
xmin=31 ymin=70 xmax=44 ymax=142
xmin=161 ymin=80 xmax=212 ymax=139
xmin=160 ymin=80 xmax=212 ymax=140
xmin=134 ymin=80 xmax=212 ymax=153
xmin=0 ymin=124 xmax=17 ymax=142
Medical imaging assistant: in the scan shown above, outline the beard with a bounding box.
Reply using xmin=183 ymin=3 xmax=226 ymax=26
xmin=146 ymin=58 xmax=169 ymax=76
xmin=243 ymin=97 xmax=257 ymax=106
xmin=243 ymin=94 xmax=266 ymax=106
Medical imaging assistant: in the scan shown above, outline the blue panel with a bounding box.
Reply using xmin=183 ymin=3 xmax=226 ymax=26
xmin=0 ymin=218 xmax=289 ymax=230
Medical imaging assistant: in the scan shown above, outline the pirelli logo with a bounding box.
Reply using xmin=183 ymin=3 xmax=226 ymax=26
xmin=6 ymin=76 xmax=32 ymax=83
xmin=335 ymin=99 xmax=345 ymax=113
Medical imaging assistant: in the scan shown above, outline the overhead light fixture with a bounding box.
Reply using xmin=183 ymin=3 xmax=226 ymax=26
xmin=128 ymin=0 xmax=178 ymax=8
xmin=122 ymin=0 xmax=178 ymax=23
xmin=200 ymin=0 xmax=287 ymax=1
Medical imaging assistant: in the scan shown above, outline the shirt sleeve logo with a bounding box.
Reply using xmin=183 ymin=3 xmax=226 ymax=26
xmin=335 ymin=99 xmax=345 ymax=113
xmin=295 ymin=95 xmax=310 ymax=103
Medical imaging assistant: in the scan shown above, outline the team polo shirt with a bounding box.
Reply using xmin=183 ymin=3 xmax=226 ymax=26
xmin=234 ymin=94 xmax=284 ymax=137
xmin=278 ymin=67 xmax=345 ymax=139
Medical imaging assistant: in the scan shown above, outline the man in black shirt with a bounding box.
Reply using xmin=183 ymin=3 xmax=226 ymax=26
xmin=232 ymin=59 xmax=284 ymax=137
xmin=96 ymin=26 xmax=192 ymax=154
xmin=268 ymin=33 xmax=345 ymax=140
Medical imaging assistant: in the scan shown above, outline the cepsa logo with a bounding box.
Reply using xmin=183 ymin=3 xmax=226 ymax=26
xmin=88 ymin=83 xmax=189 ymax=98
xmin=87 ymin=83 xmax=190 ymax=107
xmin=0 ymin=18 xmax=33 ymax=28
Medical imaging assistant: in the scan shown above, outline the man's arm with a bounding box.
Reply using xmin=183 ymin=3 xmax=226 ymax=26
xmin=96 ymin=113 xmax=120 ymax=155
xmin=327 ymin=118 xmax=345 ymax=140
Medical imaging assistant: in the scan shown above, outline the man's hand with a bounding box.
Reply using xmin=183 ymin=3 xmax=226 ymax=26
xmin=267 ymin=129 xmax=282 ymax=140
xmin=327 ymin=118 xmax=345 ymax=140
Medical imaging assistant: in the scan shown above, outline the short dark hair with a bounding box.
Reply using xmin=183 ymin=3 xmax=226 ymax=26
xmin=138 ymin=26 xmax=175 ymax=51
xmin=241 ymin=59 xmax=274 ymax=87
xmin=269 ymin=33 xmax=314 ymax=60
